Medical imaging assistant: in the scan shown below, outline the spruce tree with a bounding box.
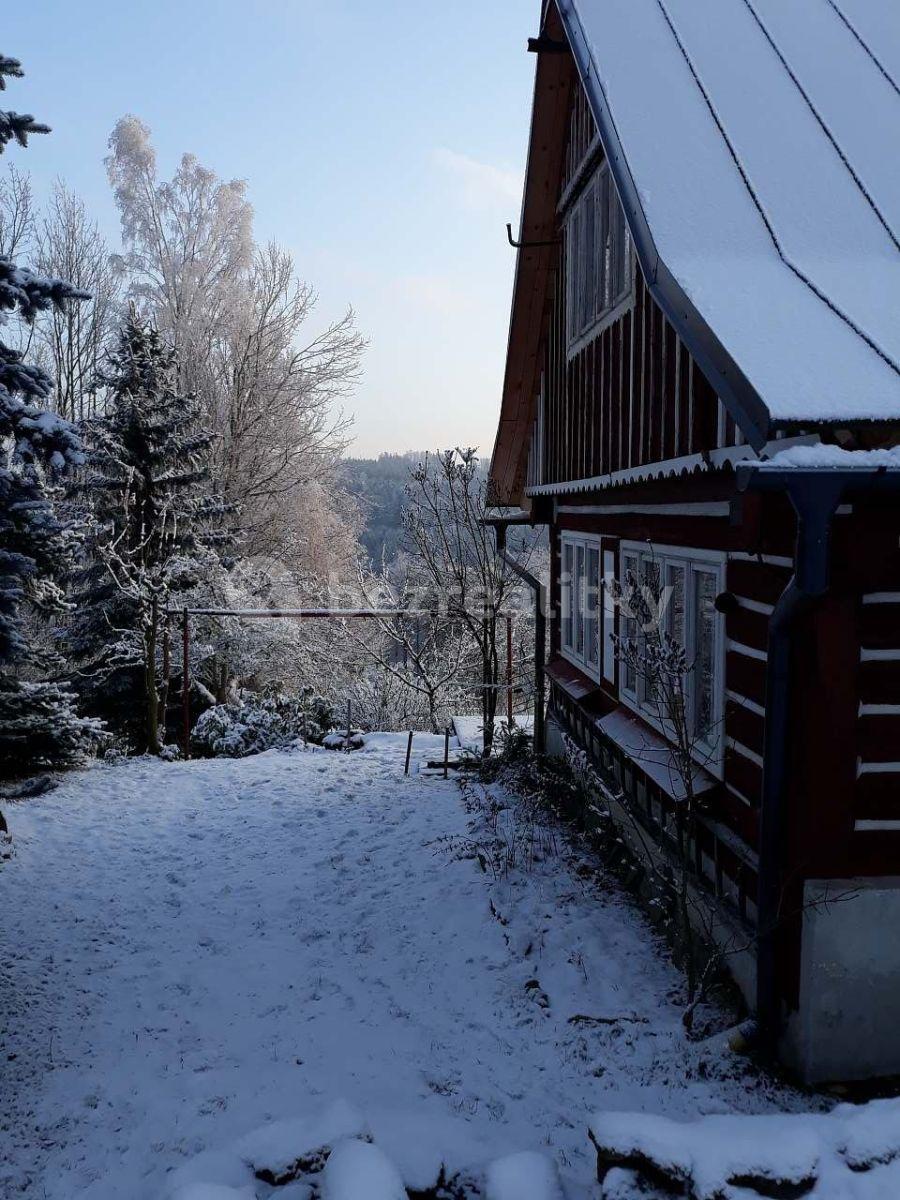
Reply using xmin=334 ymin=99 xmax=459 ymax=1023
xmin=0 ymin=55 xmax=102 ymax=777
xmin=71 ymin=311 xmax=232 ymax=753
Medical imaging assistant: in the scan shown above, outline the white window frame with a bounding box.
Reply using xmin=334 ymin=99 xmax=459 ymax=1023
xmin=618 ymin=542 xmax=727 ymax=777
xmin=564 ymin=160 xmax=634 ymax=357
xmin=560 ymin=532 xmax=604 ymax=683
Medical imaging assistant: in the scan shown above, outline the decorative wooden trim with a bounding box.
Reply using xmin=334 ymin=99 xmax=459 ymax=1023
xmin=858 ymin=761 xmax=900 ymax=776
xmin=726 ymin=688 xmax=766 ymax=718
xmin=729 ymin=739 xmax=765 ymax=769
xmin=524 ymin=437 xmax=819 ymax=498
xmin=735 ymin=596 xmax=775 ymax=617
xmin=728 ymin=639 xmax=768 ymax=662
xmin=557 ymin=501 xmax=731 ymax=517
xmin=861 ymin=648 xmax=900 ymax=662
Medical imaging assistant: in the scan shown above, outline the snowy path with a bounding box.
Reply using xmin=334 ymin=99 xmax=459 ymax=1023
xmin=0 ymin=735 xmax=802 ymax=1198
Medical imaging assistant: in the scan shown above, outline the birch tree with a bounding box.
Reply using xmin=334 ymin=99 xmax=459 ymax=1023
xmin=33 ymin=182 xmax=121 ymax=420
xmin=105 ymin=116 xmax=364 ymax=572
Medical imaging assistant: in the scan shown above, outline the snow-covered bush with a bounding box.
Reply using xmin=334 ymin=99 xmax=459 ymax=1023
xmin=590 ymin=1102 xmax=900 ymax=1199
xmin=191 ymin=691 xmax=333 ymax=758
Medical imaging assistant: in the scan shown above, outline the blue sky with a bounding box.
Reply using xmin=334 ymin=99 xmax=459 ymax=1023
xmin=4 ymin=0 xmax=536 ymax=456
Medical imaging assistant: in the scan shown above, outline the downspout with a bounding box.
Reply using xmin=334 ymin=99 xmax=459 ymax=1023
xmin=735 ymin=464 xmax=900 ymax=1057
xmin=495 ymin=521 xmax=547 ymax=754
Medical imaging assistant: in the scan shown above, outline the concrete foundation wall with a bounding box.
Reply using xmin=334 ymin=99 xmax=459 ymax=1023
xmin=786 ymin=877 xmax=900 ymax=1082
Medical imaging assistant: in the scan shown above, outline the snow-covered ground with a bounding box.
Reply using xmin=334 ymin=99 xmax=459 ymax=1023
xmin=1 ymin=734 xmax=810 ymax=1198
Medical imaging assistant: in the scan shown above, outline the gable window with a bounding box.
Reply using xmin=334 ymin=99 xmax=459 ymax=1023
xmin=618 ymin=543 xmax=726 ymax=774
xmin=565 ymin=161 xmax=633 ymax=353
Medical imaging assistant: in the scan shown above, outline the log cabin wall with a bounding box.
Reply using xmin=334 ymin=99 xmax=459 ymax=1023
xmin=549 ymin=487 xmax=900 ymax=917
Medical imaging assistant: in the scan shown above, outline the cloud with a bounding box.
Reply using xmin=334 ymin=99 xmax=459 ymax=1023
xmin=432 ymin=147 xmax=522 ymax=212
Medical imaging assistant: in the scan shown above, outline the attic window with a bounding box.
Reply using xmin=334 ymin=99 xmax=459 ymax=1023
xmin=565 ymin=162 xmax=632 ymax=354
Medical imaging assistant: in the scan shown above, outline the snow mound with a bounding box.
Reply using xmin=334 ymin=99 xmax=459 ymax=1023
xmin=169 ymin=1186 xmax=257 ymax=1200
xmin=236 ymin=1100 xmax=367 ymax=1185
xmin=485 ymin=1151 xmax=564 ymax=1200
xmin=323 ymin=1139 xmax=407 ymax=1199
xmin=591 ymin=1100 xmax=900 ymax=1199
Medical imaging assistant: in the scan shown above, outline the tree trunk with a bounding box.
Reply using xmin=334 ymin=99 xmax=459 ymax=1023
xmin=215 ymin=660 xmax=230 ymax=704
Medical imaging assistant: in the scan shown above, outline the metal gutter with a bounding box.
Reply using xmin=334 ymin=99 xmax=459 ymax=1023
xmin=736 ymin=463 xmax=900 ymax=1056
xmin=556 ymin=0 xmax=771 ymax=452
xmin=494 ymin=521 xmax=547 ymax=754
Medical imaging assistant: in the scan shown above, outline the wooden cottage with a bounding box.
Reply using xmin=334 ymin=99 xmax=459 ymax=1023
xmin=489 ymin=0 xmax=900 ymax=1082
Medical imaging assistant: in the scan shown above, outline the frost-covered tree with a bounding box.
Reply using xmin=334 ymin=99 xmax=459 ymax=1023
xmin=0 ymin=55 xmax=102 ymax=777
xmin=0 ymin=164 xmax=34 ymax=259
xmin=33 ymin=182 xmax=121 ymax=420
xmin=105 ymin=116 xmax=364 ymax=574
xmin=70 ymin=311 xmax=232 ymax=753
xmin=401 ymin=450 xmax=534 ymax=754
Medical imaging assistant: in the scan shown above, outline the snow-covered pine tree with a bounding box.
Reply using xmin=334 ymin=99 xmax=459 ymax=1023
xmin=71 ymin=311 xmax=233 ymax=753
xmin=0 ymin=56 xmax=50 ymax=153
xmin=0 ymin=54 xmax=103 ymax=778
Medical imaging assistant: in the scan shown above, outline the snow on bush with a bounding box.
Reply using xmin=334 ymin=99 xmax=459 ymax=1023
xmin=169 ymin=1185 xmax=257 ymax=1200
xmin=164 ymin=1098 xmax=566 ymax=1198
xmin=323 ymin=1139 xmax=407 ymax=1199
xmin=485 ymin=1151 xmax=564 ymax=1200
xmin=591 ymin=1100 xmax=900 ymax=1198
xmin=236 ymin=1100 xmax=368 ymax=1185
xmin=191 ymin=692 xmax=334 ymax=758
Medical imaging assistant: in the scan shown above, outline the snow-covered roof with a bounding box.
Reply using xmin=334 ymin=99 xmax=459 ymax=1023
xmin=561 ymin=0 xmax=900 ymax=425
xmin=752 ymin=443 xmax=900 ymax=471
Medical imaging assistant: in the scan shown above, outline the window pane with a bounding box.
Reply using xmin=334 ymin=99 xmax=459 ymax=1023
xmin=665 ymin=562 xmax=686 ymax=647
xmin=567 ymin=210 xmax=581 ymax=342
xmin=693 ymin=570 xmax=718 ymax=742
xmin=582 ymin=184 xmax=596 ymax=333
xmin=562 ymin=542 xmax=574 ymax=649
xmin=602 ymin=549 xmax=616 ymax=682
xmin=575 ymin=543 xmax=586 ymax=656
xmin=621 ymin=553 xmax=638 ymax=694
xmin=609 ymin=179 xmax=628 ymax=302
xmin=641 ymin=558 xmax=662 ymax=705
xmin=586 ymin=546 xmax=600 ymax=667
xmin=598 ymin=169 xmax=610 ymax=313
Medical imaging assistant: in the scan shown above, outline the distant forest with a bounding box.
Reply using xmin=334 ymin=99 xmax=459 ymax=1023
xmin=341 ymin=452 xmax=420 ymax=564
xmin=342 ymin=452 xmax=490 ymax=565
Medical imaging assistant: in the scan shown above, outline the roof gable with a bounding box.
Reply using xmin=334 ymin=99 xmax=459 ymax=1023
xmin=564 ymin=0 xmax=900 ymax=423
xmin=490 ymin=0 xmax=900 ymax=505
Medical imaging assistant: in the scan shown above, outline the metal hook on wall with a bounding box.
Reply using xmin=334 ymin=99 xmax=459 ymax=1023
xmin=506 ymin=223 xmax=561 ymax=250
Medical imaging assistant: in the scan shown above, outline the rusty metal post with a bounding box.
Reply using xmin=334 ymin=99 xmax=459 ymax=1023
xmin=346 ymin=699 xmax=352 ymax=748
xmin=506 ymin=614 xmax=513 ymax=726
xmin=444 ymin=727 xmax=450 ymax=779
xmin=404 ymin=731 xmax=414 ymax=776
xmin=181 ymin=606 xmax=191 ymax=761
